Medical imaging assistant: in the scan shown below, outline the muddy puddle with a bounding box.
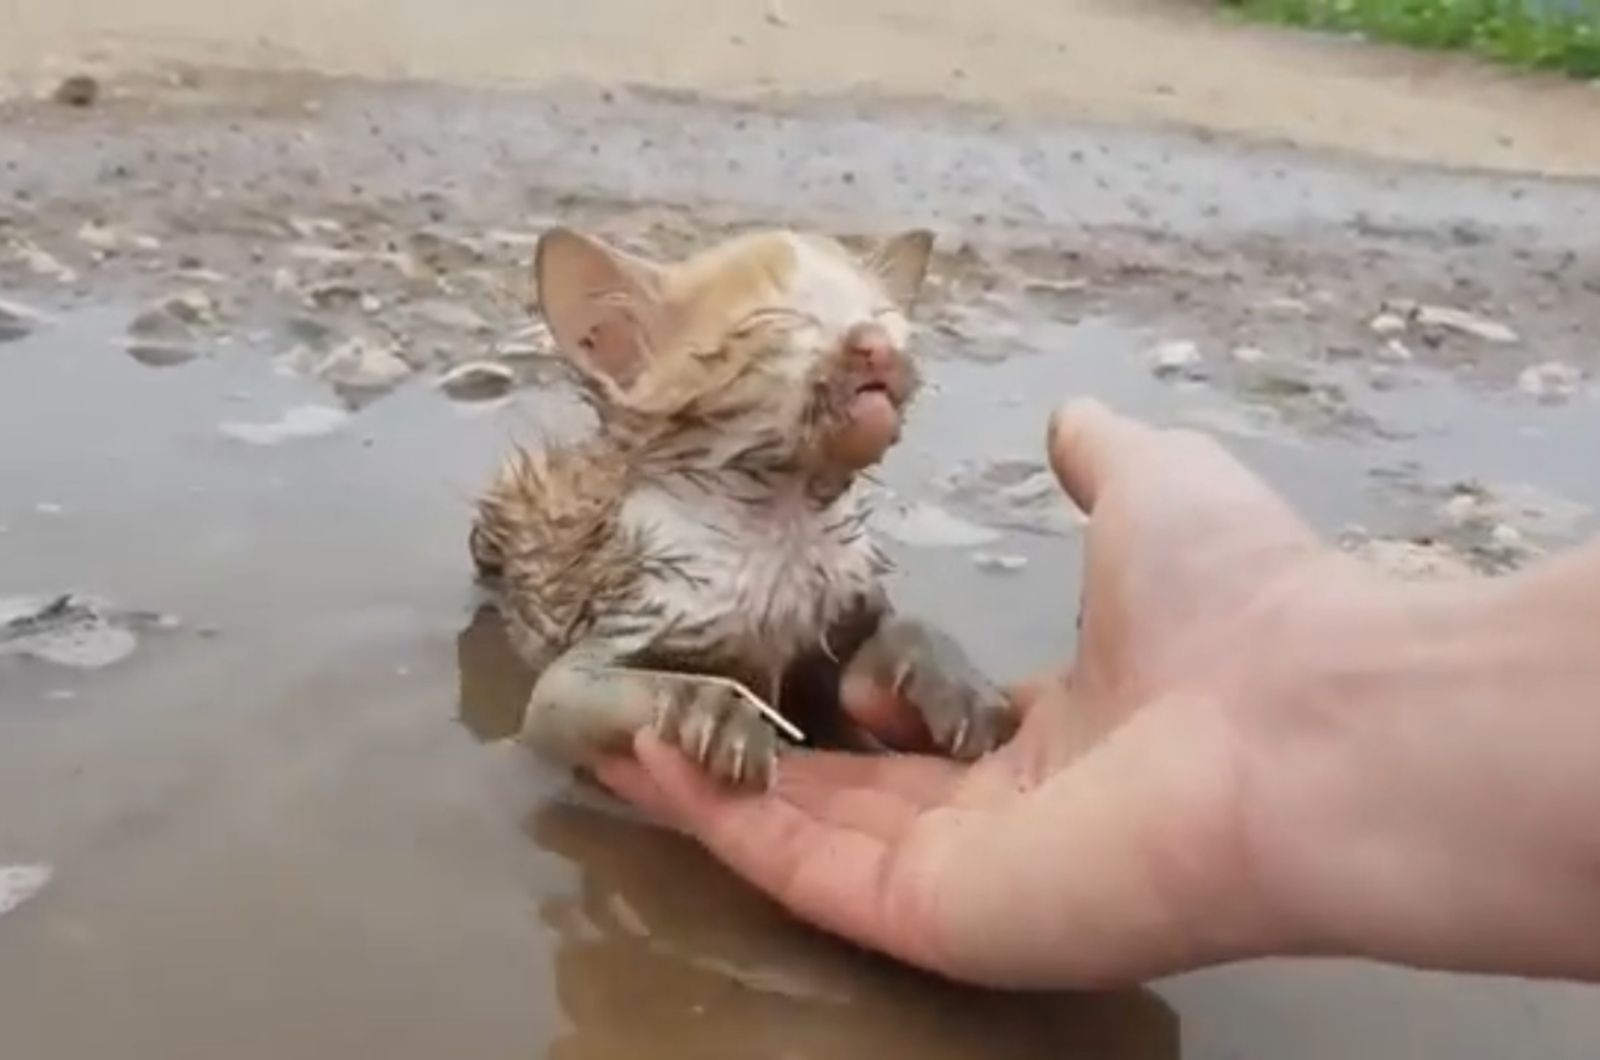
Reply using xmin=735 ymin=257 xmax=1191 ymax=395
xmin=3 ymin=267 xmax=1600 ymax=1058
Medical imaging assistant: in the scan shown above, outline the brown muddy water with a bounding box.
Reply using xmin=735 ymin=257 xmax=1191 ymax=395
xmin=3 ymin=68 xmax=1600 ymax=1060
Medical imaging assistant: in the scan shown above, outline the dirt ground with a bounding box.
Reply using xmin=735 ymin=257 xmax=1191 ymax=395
xmin=6 ymin=0 xmax=1600 ymax=176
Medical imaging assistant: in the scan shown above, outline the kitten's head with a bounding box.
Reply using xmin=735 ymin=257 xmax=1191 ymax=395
xmin=534 ymin=225 xmax=933 ymax=477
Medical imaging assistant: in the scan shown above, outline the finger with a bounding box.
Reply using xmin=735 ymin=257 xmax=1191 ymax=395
xmin=592 ymin=754 xmax=689 ymax=831
xmin=631 ymin=731 xmax=944 ymax=969
xmin=1046 ymin=397 xmax=1154 ymax=515
xmin=842 ymin=663 xmax=1061 ymax=754
xmin=839 ymin=669 xmax=936 ymax=751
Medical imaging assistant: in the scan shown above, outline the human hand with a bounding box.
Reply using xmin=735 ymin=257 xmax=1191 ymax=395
xmin=596 ymin=398 xmax=1359 ymax=989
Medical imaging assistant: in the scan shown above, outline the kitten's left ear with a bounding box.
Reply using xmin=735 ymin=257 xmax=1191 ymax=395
xmin=867 ymin=229 xmax=935 ymax=310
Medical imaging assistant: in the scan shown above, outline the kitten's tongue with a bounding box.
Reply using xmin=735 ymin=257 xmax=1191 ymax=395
xmin=829 ymin=389 xmax=901 ymax=468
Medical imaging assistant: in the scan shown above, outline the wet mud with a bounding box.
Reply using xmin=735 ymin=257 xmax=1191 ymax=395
xmin=2 ymin=61 xmax=1600 ymax=1060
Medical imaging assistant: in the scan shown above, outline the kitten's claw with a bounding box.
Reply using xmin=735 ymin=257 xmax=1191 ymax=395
xmin=851 ymin=617 xmax=1017 ymax=761
xmin=653 ymin=677 xmax=779 ymax=792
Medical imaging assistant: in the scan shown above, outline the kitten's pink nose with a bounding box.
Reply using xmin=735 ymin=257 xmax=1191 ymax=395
xmin=844 ymin=322 xmax=896 ymax=374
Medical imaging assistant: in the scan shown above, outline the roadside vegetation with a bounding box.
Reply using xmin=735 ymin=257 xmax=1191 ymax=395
xmin=1220 ymin=0 xmax=1600 ymax=77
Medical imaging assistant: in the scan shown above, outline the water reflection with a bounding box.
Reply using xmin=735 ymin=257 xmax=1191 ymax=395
xmin=530 ymin=800 xmax=1181 ymax=1060
xmin=455 ymin=601 xmax=534 ymax=743
xmin=453 ymin=597 xmax=1179 ymax=1059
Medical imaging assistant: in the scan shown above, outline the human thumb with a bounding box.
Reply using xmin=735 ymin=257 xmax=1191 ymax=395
xmin=1046 ymin=398 xmax=1152 ymax=515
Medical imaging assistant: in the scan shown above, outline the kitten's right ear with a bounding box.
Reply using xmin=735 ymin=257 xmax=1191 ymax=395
xmin=535 ymin=228 xmax=667 ymax=396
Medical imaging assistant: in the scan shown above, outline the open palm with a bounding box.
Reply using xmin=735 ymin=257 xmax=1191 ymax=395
xmin=598 ymin=398 xmax=1339 ymax=989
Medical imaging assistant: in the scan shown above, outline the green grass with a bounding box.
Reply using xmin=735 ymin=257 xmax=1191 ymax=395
xmin=1220 ymin=0 xmax=1600 ymax=77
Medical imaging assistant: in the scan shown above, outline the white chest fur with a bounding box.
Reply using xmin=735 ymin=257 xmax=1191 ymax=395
xmin=615 ymin=476 xmax=884 ymax=676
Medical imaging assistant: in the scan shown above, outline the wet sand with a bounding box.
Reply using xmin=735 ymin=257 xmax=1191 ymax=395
xmin=3 ymin=8 xmax=1600 ymax=1060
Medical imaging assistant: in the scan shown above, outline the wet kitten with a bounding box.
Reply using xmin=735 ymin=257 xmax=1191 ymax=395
xmin=470 ymin=225 xmax=1015 ymax=790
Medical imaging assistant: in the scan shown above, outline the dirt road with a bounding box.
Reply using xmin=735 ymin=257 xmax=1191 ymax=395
xmin=5 ymin=0 xmax=1600 ymax=175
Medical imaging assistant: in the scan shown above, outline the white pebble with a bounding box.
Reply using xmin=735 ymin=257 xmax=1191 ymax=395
xmin=1517 ymin=361 xmax=1584 ymax=403
xmin=1369 ymin=312 xmax=1408 ymax=337
xmin=972 ymin=551 xmax=1029 ymax=574
xmin=0 ymin=864 xmax=53 ymax=918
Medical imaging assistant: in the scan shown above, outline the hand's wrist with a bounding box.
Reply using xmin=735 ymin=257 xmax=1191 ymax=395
xmin=1241 ymin=556 xmax=1600 ymax=975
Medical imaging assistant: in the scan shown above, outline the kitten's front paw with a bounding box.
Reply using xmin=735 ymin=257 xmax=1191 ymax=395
xmin=854 ymin=618 xmax=1018 ymax=760
xmin=652 ymin=677 xmax=780 ymax=792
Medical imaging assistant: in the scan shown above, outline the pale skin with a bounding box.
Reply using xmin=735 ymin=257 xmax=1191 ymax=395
xmin=596 ymin=397 xmax=1600 ymax=990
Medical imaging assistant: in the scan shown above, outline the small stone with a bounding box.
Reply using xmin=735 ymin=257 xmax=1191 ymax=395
xmin=53 ymin=75 xmax=98 ymax=107
xmin=1442 ymin=491 xmax=1481 ymax=525
xmin=438 ymin=361 xmax=516 ymax=401
xmin=272 ymin=267 xmax=299 ymax=294
xmin=0 ymin=297 xmax=48 ymax=343
xmin=765 ymin=0 xmax=792 ymax=26
xmin=76 ymin=221 xmax=160 ymax=254
xmin=14 ymin=240 xmax=77 ymax=283
xmin=307 ymin=282 xmax=367 ymax=311
xmin=358 ymin=293 xmax=382 ymax=315
xmin=34 ymin=502 xmax=64 ymax=516
xmin=287 ymin=217 xmax=346 ymax=240
xmin=272 ymin=343 xmax=321 ymax=378
xmin=287 ymin=244 xmax=365 ymax=265
xmin=77 ymin=221 xmax=118 ymax=251
xmin=123 ymin=291 xmax=216 ymax=364
xmin=1151 ymin=340 xmax=1204 ymax=380
xmin=175 ymin=267 xmax=227 ymax=286
xmin=314 ymin=336 xmax=413 ymax=394
xmin=1257 ymin=296 xmax=1311 ymax=317
xmin=408 ymin=230 xmax=484 ymax=273
xmin=482 ymin=229 xmax=542 ymax=249
xmin=412 ymin=299 xmax=489 ymax=332
xmin=1378 ymin=339 xmax=1413 ymax=363
xmin=1517 ymin=361 xmax=1584 ymax=404
xmin=127 ymin=308 xmax=184 ymax=342
xmin=1369 ymin=312 xmax=1408 ymax=337
xmin=497 ymin=320 xmax=556 ymax=358
xmin=1229 ymin=345 xmax=1266 ymax=365
xmin=125 ymin=342 xmax=200 ymax=368
xmin=0 ymin=865 xmax=52 ymax=918
xmin=166 ymin=289 xmax=218 ymax=324
xmin=1023 ymin=277 xmax=1089 ymax=296
xmin=1416 ymin=305 xmax=1518 ymax=344
xmin=1491 ymin=523 xmax=1524 ymax=549
xmin=285 ymin=315 xmax=336 ymax=346
xmin=972 ymin=552 xmax=1029 ymax=574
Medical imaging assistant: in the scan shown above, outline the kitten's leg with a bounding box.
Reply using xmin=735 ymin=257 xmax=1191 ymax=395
xmin=842 ymin=616 xmax=1018 ymax=761
xmin=521 ymin=650 xmax=783 ymax=791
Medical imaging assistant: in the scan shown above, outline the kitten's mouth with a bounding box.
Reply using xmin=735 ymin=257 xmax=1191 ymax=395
xmin=828 ymin=381 xmax=903 ymax=470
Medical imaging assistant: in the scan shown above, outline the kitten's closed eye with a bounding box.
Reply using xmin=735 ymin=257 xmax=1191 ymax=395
xmin=731 ymin=306 xmax=811 ymax=337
